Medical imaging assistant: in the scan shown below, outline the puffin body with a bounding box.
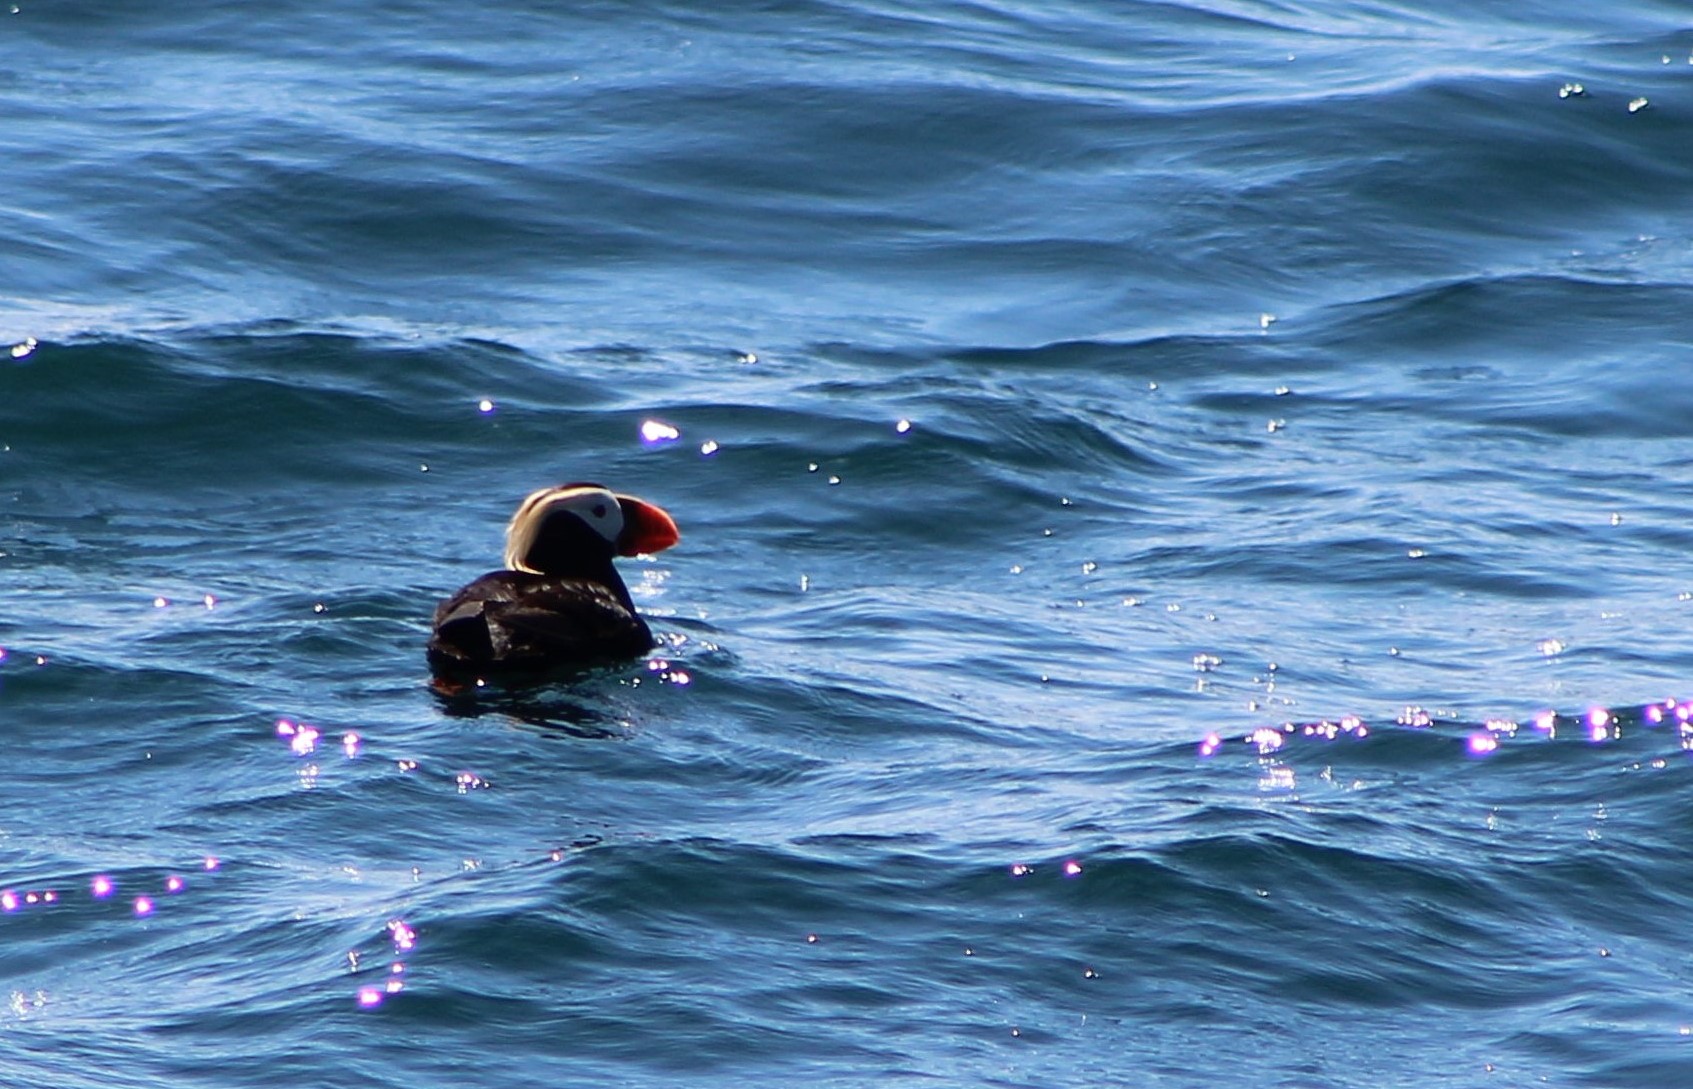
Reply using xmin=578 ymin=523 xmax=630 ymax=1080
xmin=427 ymin=483 xmax=680 ymax=673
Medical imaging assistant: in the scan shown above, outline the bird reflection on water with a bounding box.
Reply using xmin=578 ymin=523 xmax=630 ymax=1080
xmin=430 ymin=669 xmax=639 ymax=741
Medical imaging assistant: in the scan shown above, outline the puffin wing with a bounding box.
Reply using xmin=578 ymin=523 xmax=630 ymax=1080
xmin=428 ymin=571 xmax=651 ymax=669
xmin=430 ymin=587 xmax=501 ymax=663
xmin=491 ymin=581 xmax=652 ymax=661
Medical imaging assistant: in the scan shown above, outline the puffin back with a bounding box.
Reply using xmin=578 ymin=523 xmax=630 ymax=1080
xmin=427 ymin=570 xmax=653 ymax=671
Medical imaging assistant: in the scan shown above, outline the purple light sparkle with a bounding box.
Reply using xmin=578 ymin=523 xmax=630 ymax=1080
xmin=1483 ymin=718 xmax=1519 ymax=739
xmin=356 ymin=986 xmax=384 ymax=1009
xmin=165 ymin=875 xmax=185 ymax=894
xmin=640 ymin=419 xmax=681 ymax=445
xmin=387 ymin=920 xmax=417 ymax=952
xmin=91 ymin=875 xmax=115 ymax=899
xmin=1 ymin=890 xmax=18 ymax=912
xmin=1467 ymin=733 xmax=1499 ymax=756
xmin=133 ymin=896 xmax=154 ymax=916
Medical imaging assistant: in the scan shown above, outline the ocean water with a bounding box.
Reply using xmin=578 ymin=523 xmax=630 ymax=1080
xmin=6 ymin=1 xmax=1693 ymax=1085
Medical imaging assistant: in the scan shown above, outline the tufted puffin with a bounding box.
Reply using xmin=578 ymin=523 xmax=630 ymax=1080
xmin=427 ymin=483 xmax=680 ymax=673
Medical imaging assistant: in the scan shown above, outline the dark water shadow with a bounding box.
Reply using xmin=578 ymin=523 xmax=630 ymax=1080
xmin=428 ymin=668 xmax=635 ymax=740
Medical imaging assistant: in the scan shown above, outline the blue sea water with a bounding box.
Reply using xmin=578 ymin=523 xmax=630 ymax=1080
xmin=6 ymin=1 xmax=1693 ymax=1085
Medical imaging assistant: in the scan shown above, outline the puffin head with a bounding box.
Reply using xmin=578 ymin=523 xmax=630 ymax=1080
xmin=503 ymin=483 xmax=680 ymax=575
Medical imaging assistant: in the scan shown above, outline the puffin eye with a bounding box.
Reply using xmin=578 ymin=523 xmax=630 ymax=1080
xmin=592 ymin=503 xmax=608 ymax=518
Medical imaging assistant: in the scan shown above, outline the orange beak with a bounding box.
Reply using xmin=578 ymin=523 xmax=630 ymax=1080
xmin=615 ymin=495 xmax=680 ymax=557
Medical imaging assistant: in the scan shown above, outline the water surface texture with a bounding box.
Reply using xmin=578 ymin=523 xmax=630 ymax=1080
xmin=6 ymin=2 xmax=1693 ymax=1086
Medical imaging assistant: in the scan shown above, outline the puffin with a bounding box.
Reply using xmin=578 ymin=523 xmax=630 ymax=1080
xmin=427 ymin=483 xmax=680 ymax=673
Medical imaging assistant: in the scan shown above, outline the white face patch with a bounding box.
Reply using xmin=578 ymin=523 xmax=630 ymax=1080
xmin=503 ymin=484 xmax=624 ymax=572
